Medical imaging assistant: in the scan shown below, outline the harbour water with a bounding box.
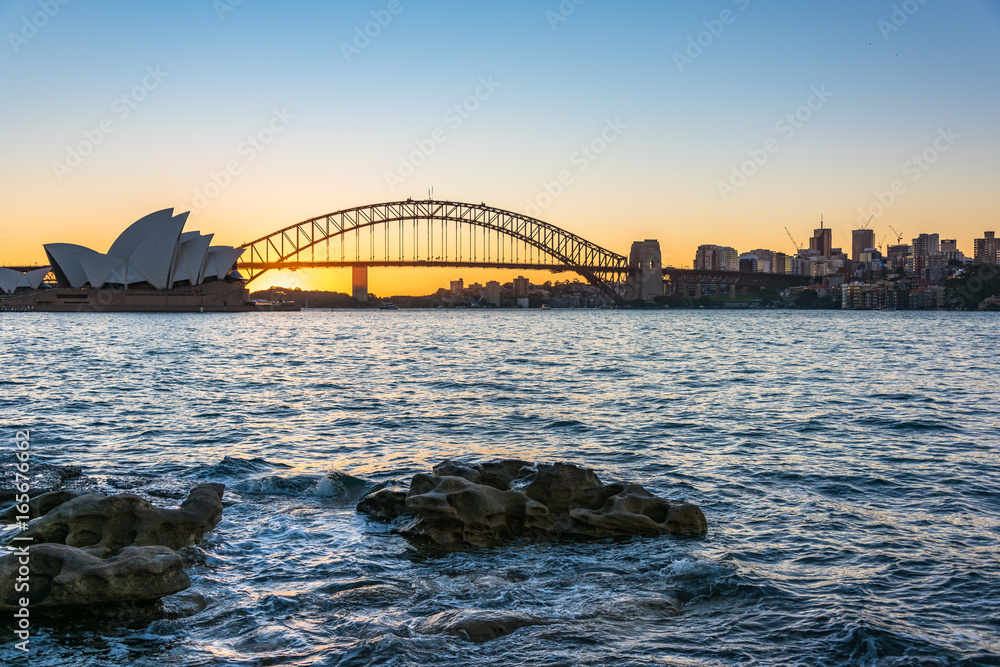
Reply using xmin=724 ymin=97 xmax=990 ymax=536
xmin=2 ymin=310 xmax=999 ymax=666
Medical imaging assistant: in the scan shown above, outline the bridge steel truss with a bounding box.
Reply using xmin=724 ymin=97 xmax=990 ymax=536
xmin=238 ymin=200 xmax=630 ymax=299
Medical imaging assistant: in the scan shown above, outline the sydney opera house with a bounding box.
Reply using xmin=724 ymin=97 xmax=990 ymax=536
xmin=0 ymin=209 xmax=251 ymax=312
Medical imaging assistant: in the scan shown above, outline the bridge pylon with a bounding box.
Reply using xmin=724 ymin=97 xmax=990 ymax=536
xmin=626 ymin=240 xmax=662 ymax=302
xmin=352 ymin=266 xmax=369 ymax=302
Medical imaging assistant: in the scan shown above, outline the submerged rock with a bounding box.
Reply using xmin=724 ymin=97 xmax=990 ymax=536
xmin=0 ymin=543 xmax=189 ymax=609
xmin=356 ymin=460 xmax=706 ymax=548
xmin=414 ymin=608 xmax=553 ymax=643
xmin=14 ymin=482 xmax=225 ymax=558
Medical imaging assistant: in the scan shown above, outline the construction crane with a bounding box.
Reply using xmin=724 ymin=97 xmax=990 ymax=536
xmin=878 ymin=235 xmax=887 ymax=252
xmin=859 ymin=215 xmax=873 ymax=231
xmin=785 ymin=227 xmax=803 ymax=253
xmin=888 ymin=225 xmax=904 ymax=245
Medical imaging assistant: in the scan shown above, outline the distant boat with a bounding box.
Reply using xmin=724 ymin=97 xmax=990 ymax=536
xmin=540 ymin=304 xmax=550 ymax=310
xmin=380 ymin=302 xmax=399 ymax=310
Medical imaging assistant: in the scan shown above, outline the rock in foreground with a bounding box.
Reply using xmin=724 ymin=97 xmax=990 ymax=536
xmin=357 ymin=460 xmax=706 ymax=548
xmin=16 ymin=482 xmax=226 ymax=558
xmin=0 ymin=543 xmax=189 ymax=609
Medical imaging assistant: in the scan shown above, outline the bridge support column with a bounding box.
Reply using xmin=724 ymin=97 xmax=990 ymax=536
xmin=626 ymin=240 xmax=662 ymax=302
xmin=352 ymin=266 xmax=369 ymax=302
xmin=695 ymin=283 xmax=702 ymax=299
xmin=730 ymin=285 xmax=736 ymax=299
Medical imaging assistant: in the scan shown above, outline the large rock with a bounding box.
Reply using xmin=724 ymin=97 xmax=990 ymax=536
xmin=0 ymin=543 xmax=189 ymax=609
xmin=357 ymin=460 xmax=707 ymax=548
xmin=414 ymin=608 xmax=553 ymax=643
xmin=14 ymin=483 xmax=225 ymax=557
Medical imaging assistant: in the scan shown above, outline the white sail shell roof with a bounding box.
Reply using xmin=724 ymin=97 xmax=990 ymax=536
xmin=171 ymin=232 xmax=213 ymax=287
xmin=202 ymin=246 xmax=244 ymax=281
xmin=41 ymin=210 xmax=242 ymax=290
xmin=0 ymin=267 xmax=50 ymax=293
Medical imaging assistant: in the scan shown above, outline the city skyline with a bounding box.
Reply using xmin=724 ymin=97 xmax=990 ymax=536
xmin=2 ymin=1 xmax=999 ymax=296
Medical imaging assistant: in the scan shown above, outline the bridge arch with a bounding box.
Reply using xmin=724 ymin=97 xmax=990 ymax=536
xmin=237 ymin=200 xmax=629 ymax=299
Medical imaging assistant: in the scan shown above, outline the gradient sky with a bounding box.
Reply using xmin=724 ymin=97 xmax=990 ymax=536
xmin=2 ymin=0 xmax=998 ymax=295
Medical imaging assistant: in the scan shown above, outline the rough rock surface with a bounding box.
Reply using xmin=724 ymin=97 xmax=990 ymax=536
xmin=571 ymin=484 xmax=708 ymax=537
xmin=14 ymin=483 xmax=226 ymax=557
xmin=0 ymin=489 xmax=91 ymax=523
xmin=357 ymin=460 xmax=706 ymax=548
xmin=414 ymin=608 xmax=553 ymax=643
xmin=399 ymin=474 xmax=531 ymax=547
xmin=0 ymin=543 xmax=189 ymax=609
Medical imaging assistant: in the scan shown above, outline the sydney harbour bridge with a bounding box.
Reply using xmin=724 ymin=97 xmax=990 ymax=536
xmin=236 ymin=199 xmax=805 ymax=302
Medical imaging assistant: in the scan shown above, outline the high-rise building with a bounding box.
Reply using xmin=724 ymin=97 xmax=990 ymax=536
xmin=887 ymin=244 xmax=910 ymax=272
xmin=974 ymin=231 xmax=999 ymax=264
xmin=512 ymin=275 xmax=530 ymax=298
xmin=693 ymin=244 xmax=739 ymax=271
xmin=851 ymin=229 xmax=875 ymax=262
xmin=450 ymin=279 xmax=464 ymax=294
xmin=484 ymin=280 xmax=501 ymax=306
xmin=772 ymin=252 xmax=793 ymax=274
xmin=810 ymin=220 xmax=833 ymax=259
xmin=941 ymin=239 xmax=958 ymax=253
xmin=911 ymin=233 xmax=940 ymax=258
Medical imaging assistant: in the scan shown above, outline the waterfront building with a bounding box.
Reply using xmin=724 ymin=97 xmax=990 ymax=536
xmin=2 ymin=209 xmax=249 ymax=312
xmin=841 ymin=281 xmax=900 ymax=310
xmin=44 ymin=209 xmax=243 ymax=290
xmin=450 ymin=279 xmax=464 ymax=294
